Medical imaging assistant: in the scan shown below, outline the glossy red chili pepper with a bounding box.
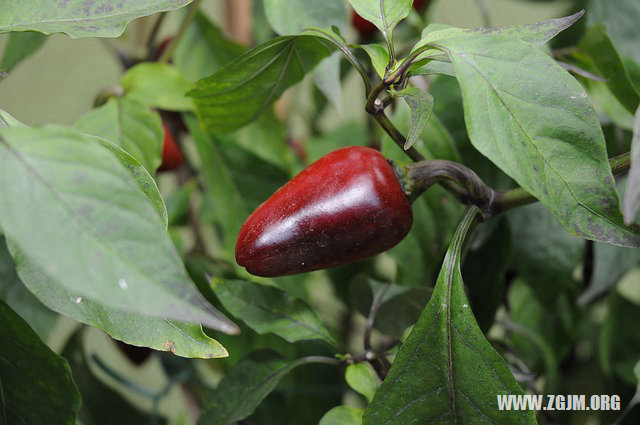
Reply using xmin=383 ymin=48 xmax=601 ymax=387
xmin=236 ymin=146 xmax=413 ymax=277
xmin=158 ymin=122 xmax=184 ymax=172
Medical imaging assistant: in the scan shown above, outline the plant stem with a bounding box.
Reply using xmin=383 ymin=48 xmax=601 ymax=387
xmin=158 ymin=0 xmax=201 ymax=64
xmin=146 ymin=12 xmax=167 ymax=53
xmin=406 ymin=152 xmax=632 ymax=217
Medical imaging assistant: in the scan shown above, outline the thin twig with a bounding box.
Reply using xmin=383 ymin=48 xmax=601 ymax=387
xmin=159 ymin=0 xmax=201 ymax=63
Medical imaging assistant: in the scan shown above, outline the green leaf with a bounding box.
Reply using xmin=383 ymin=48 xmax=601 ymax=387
xmin=174 ymin=11 xmax=245 ymax=82
xmin=185 ymin=114 xmax=289 ymax=257
xmin=0 ymin=0 xmax=192 ymax=38
xmin=390 ymin=87 xmax=433 ymax=150
xmin=506 ymin=279 xmax=565 ymax=392
xmin=349 ymin=277 xmax=432 ymax=338
xmin=345 ymin=363 xmax=378 ymax=402
xmin=122 ymin=63 xmax=193 ymax=111
xmin=463 ymin=217 xmax=510 ymax=332
xmin=0 ymin=108 xmax=26 ymax=127
xmin=0 ymin=297 xmax=81 ymax=424
xmin=0 ymin=125 xmax=237 ymax=333
xmin=63 ymin=331 xmax=167 ymax=425
xmin=1 ymin=31 xmax=47 ymax=73
xmin=579 ymin=25 xmax=640 ymax=114
xmin=434 ymin=34 xmax=640 ymax=247
xmin=623 ymin=106 xmax=640 ymax=224
xmin=363 ymin=207 xmax=535 ymax=425
xmin=264 ymin=0 xmax=347 ymax=35
xmin=313 ymin=52 xmax=344 ymax=113
xmin=319 ymin=406 xmax=364 ymax=425
xmin=0 ymin=236 xmax=57 ymax=339
xmin=189 ymin=35 xmax=331 ymax=133
xmin=600 ymin=291 xmax=640 ymax=386
xmin=75 ymin=97 xmax=164 ymax=174
xmin=412 ymin=11 xmax=584 ymax=53
xmin=578 ymin=241 xmax=640 ymax=305
xmin=587 ymin=0 xmax=640 ymax=63
xmin=347 ymin=0 xmax=412 ymax=42
xmin=507 ymin=203 xmax=583 ymax=304
xmin=198 ymin=350 xmax=329 ymax=425
xmin=211 ymin=279 xmax=336 ymax=346
xmin=89 ymin=133 xmax=168 ymax=228
xmin=7 ymin=239 xmax=227 ymax=359
xmin=358 ymin=44 xmax=390 ymax=79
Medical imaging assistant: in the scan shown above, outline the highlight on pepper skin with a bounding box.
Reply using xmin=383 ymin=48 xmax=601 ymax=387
xmin=235 ymin=146 xmax=413 ymax=277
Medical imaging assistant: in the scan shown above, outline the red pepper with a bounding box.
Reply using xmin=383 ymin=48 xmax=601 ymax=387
xmin=236 ymin=146 xmax=413 ymax=277
xmin=158 ymin=122 xmax=184 ymax=172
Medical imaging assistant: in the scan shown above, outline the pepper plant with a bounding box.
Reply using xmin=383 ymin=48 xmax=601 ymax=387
xmin=1 ymin=0 xmax=639 ymax=424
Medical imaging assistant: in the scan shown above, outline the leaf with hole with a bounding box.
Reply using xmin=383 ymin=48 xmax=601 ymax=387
xmin=363 ymin=208 xmax=535 ymax=425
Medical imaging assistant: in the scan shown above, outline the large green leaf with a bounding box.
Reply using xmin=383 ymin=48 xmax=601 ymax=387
xmin=198 ymin=350 xmax=331 ymax=425
xmin=75 ymin=97 xmax=164 ymax=174
xmin=264 ymin=0 xmax=347 ymax=35
xmin=1 ymin=31 xmax=47 ymax=73
xmin=122 ymin=63 xmax=193 ymax=111
xmin=579 ymin=25 xmax=640 ymax=114
xmin=363 ymin=207 xmax=535 ymax=425
xmin=587 ymin=0 xmax=640 ymax=63
xmin=0 ymin=0 xmax=192 ymax=38
xmin=432 ymin=34 xmax=640 ymax=246
xmin=347 ymin=0 xmax=412 ymax=43
xmin=8 ymin=239 xmax=227 ymax=358
xmin=211 ymin=279 xmax=336 ymax=347
xmin=0 ymin=126 xmax=237 ymax=333
xmin=188 ymin=35 xmax=332 ymax=133
xmin=174 ymin=11 xmax=245 ymax=83
xmin=0 ymin=298 xmax=81 ymax=424
xmin=0 ymin=236 xmax=56 ymax=339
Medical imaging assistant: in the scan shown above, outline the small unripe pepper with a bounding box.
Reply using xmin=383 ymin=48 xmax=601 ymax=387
xmin=236 ymin=146 xmax=413 ymax=277
xmin=158 ymin=122 xmax=184 ymax=172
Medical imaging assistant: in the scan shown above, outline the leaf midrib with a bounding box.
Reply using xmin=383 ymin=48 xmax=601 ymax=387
xmin=438 ymin=44 xmax=632 ymax=239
